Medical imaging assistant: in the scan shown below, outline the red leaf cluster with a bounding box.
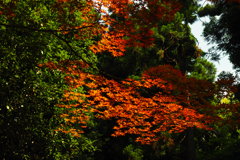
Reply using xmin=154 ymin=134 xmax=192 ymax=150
xmin=42 ymin=62 xmax=218 ymax=144
xmin=55 ymin=0 xmax=181 ymax=56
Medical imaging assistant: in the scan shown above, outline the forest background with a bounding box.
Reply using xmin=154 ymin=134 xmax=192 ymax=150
xmin=0 ymin=0 xmax=240 ymax=160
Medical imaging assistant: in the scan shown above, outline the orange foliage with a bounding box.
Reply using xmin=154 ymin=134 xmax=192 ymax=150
xmin=1 ymin=0 xmax=181 ymax=56
xmin=35 ymin=0 xmax=240 ymax=144
xmin=54 ymin=0 xmax=181 ymax=56
xmin=41 ymin=62 xmax=233 ymax=144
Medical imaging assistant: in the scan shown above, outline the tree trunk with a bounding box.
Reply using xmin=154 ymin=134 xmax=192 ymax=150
xmin=181 ymin=127 xmax=196 ymax=160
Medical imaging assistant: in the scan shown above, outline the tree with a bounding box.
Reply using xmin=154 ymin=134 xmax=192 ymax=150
xmin=0 ymin=0 xmax=99 ymax=159
xmin=1 ymin=0 xmax=240 ymax=159
xmin=198 ymin=0 xmax=240 ymax=70
xmin=42 ymin=59 xmax=240 ymax=160
xmin=188 ymin=57 xmax=217 ymax=82
xmin=44 ymin=61 xmax=239 ymax=144
xmin=0 ymin=0 xmax=182 ymax=159
xmin=196 ymin=71 xmax=240 ymax=160
xmin=97 ymin=0 xmax=201 ymax=79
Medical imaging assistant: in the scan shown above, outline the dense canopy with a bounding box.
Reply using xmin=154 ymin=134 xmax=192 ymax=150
xmin=0 ymin=0 xmax=240 ymax=160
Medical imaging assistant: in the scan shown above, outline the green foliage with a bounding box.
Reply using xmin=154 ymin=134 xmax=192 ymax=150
xmin=199 ymin=0 xmax=240 ymax=70
xmin=196 ymin=127 xmax=240 ymax=160
xmin=0 ymin=0 xmax=99 ymax=159
xmin=0 ymin=67 xmax=66 ymax=159
xmin=98 ymin=7 xmax=201 ymax=79
xmin=123 ymin=144 xmax=144 ymax=160
xmin=179 ymin=0 xmax=199 ymax=24
xmin=188 ymin=57 xmax=217 ymax=82
xmin=49 ymin=133 xmax=99 ymax=160
xmin=0 ymin=0 xmax=239 ymax=160
xmin=198 ymin=4 xmax=221 ymax=17
xmin=155 ymin=11 xmax=199 ymax=73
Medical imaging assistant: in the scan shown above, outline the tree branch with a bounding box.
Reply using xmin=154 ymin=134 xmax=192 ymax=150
xmin=0 ymin=23 xmax=95 ymax=33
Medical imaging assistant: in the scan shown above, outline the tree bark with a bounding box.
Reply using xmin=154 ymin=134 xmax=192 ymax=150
xmin=181 ymin=127 xmax=196 ymax=160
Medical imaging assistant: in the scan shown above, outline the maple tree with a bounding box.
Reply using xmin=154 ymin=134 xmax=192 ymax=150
xmin=0 ymin=0 xmax=180 ymax=57
xmin=57 ymin=0 xmax=181 ymax=56
xmin=0 ymin=0 xmax=183 ymax=159
xmin=34 ymin=0 xmax=240 ymax=146
xmin=39 ymin=61 xmax=240 ymax=145
xmin=1 ymin=0 xmax=240 ymax=159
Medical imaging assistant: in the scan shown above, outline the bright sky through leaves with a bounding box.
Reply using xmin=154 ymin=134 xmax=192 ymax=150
xmin=190 ymin=1 xmax=235 ymax=76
